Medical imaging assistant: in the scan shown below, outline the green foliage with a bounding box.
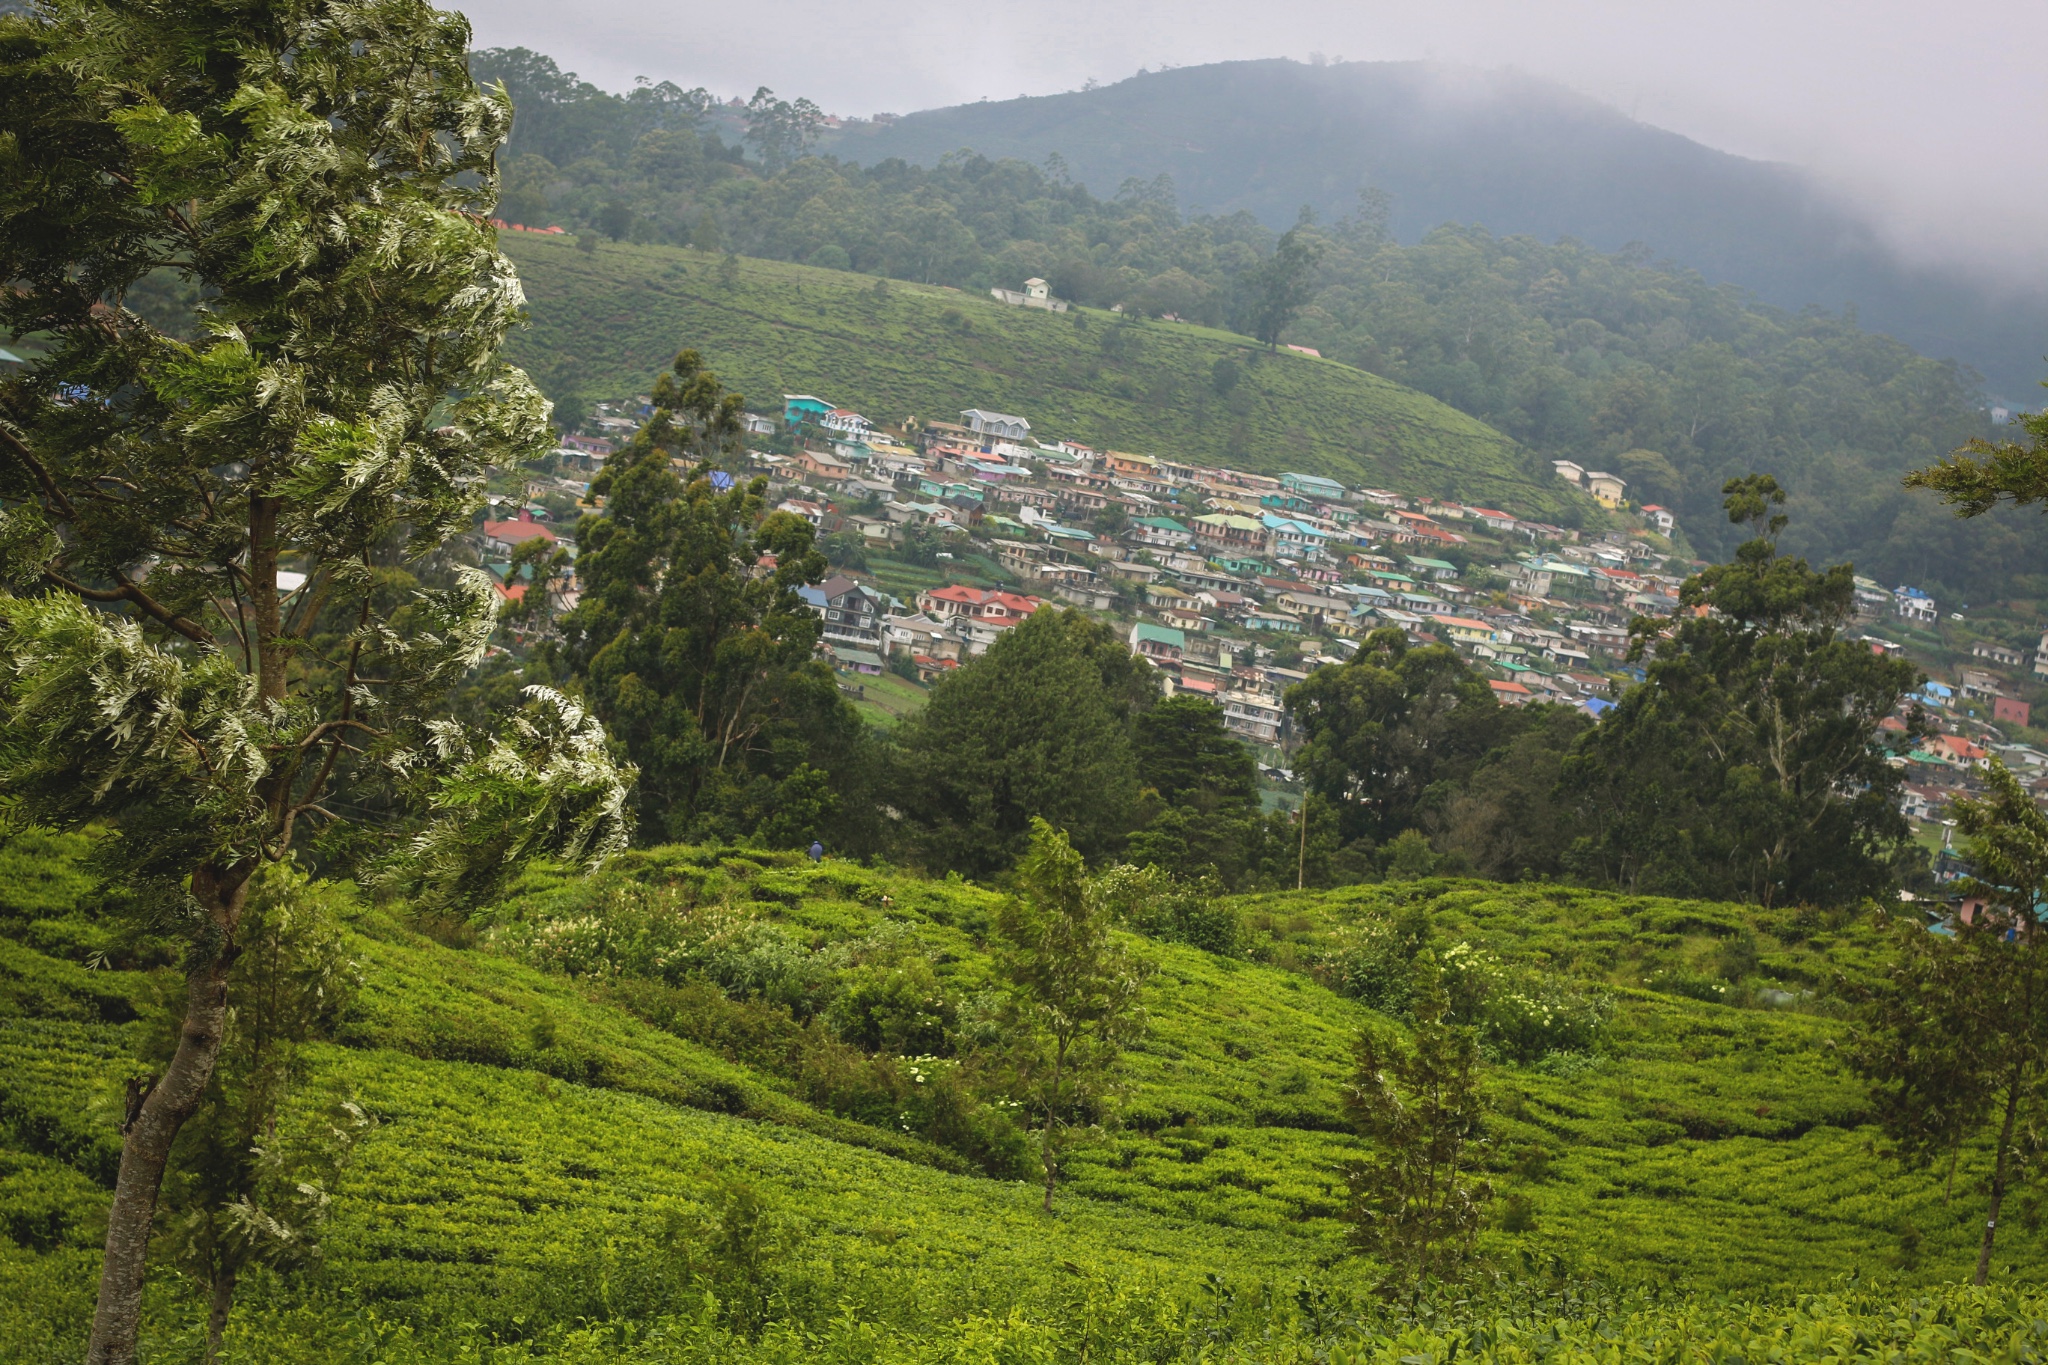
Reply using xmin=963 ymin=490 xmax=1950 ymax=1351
xmin=1564 ymin=481 xmax=1922 ymax=906
xmin=560 ymin=350 xmax=871 ymax=849
xmin=11 ymin=832 xmax=2048 ymax=1355
xmin=996 ymin=820 xmax=1148 ymax=1208
xmin=1905 ymin=397 xmax=2048 ymax=518
xmin=0 ymin=4 xmax=633 ymax=1352
xmin=888 ymin=609 xmax=1148 ymax=875
xmin=1288 ymin=627 xmax=1529 ymax=853
xmin=1344 ymin=953 xmax=1491 ymax=1290
xmin=1852 ymin=760 xmax=2048 ymax=1284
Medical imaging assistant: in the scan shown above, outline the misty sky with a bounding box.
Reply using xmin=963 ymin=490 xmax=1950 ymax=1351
xmin=455 ymin=0 xmax=2048 ymax=289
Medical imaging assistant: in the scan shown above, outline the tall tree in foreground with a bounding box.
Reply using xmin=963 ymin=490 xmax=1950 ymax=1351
xmin=1852 ymin=762 xmax=2048 ymax=1285
xmin=0 ymin=4 xmax=632 ymax=1359
xmin=558 ymin=349 xmax=873 ymax=848
xmin=155 ymin=867 xmax=368 ymax=1362
xmin=1563 ymin=475 xmax=1920 ymax=905
xmin=996 ymin=820 xmax=1146 ymax=1212
xmin=1344 ymin=952 xmax=1491 ymax=1294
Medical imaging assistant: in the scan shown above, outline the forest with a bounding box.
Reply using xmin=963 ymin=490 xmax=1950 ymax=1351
xmin=467 ymin=48 xmax=2032 ymax=603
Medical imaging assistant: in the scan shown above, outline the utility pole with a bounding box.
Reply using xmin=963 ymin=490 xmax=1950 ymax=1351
xmin=1297 ymin=796 xmax=1309 ymax=891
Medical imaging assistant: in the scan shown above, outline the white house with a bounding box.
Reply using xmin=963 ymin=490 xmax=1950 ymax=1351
xmin=990 ymin=277 xmax=1069 ymax=312
xmin=961 ymin=409 xmax=1031 ymax=442
xmin=1895 ymin=585 xmax=1937 ymax=624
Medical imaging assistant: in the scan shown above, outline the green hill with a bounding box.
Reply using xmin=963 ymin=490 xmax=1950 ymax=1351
xmin=4 ymin=836 xmax=2041 ymax=1360
xmin=497 ymin=235 xmax=1574 ymax=519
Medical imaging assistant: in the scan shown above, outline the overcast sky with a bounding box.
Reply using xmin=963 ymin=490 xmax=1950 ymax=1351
xmin=455 ymin=0 xmax=2048 ymax=289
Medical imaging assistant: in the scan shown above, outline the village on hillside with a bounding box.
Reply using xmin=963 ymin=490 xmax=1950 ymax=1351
xmin=484 ymin=382 xmax=2048 ymax=861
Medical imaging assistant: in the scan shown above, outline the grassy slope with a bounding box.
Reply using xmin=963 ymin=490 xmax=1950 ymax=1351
xmin=497 ymin=235 xmax=1571 ymax=517
xmin=2 ymin=842 xmax=2037 ymax=1360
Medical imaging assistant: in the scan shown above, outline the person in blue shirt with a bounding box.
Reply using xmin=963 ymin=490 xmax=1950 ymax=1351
xmin=808 ymin=840 xmax=824 ymax=863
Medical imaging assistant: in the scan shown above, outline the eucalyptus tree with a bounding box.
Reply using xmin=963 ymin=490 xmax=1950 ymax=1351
xmin=0 ymin=2 xmax=632 ymax=1359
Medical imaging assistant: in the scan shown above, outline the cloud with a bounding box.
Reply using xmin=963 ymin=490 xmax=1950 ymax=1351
xmin=456 ymin=0 xmax=2048 ymax=288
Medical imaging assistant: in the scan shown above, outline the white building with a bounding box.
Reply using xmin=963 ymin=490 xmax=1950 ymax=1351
xmin=961 ymin=409 xmax=1031 ymax=442
xmin=1894 ymin=585 xmax=1937 ymax=624
xmin=989 ymin=277 xmax=1069 ymax=312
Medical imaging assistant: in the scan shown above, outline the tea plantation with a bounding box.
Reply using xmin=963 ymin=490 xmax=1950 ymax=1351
xmin=496 ymin=234 xmax=1574 ymax=519
xmin=4 ymin=834 xmax=2045 ymax=1362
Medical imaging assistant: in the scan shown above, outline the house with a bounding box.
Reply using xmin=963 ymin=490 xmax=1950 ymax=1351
xmin=912 ymin=654 xmax=959 ymax=684
xmin=1583 ymin=472 xmax=1627 ymax=509
xmin=915 ymin=584 xmax=1046 ymax=629
xmin=776 ymin=498 xmax=827 ymax=527
xmin=1130 ymin=622 xmax=1186 ymax=664
xmin=1403 ymin=556 xmax=1460 ymax=581
xmin=783 ymin=394 xmax=834 ymax=426
xmin=1220 ymin=691 xmax=1285 ymax=744
xmin=989 ymin=277 xmax=1069 ymax=312
xmin=884 ymin=612 xmax=957 ymax=661
xmin=960 ymin=409 xmax=1031 ymax=442
xmin=1640 ymin=504 xmax=1676 ymax=535
xmin=478 ymin=513 xmax=558 ymax=559
xmin=819 ymin=409 xmax=872 ymax=437
xmin=794 ymin=449 xmax=851 ymax=483
xmin=1281 ymin=471 xmax=1348 ymax=502
xmin=1960 ymin=668 xmax=2005 ymax=702
xmin=1489 ymin=679 xmax=1534 ymax=706
xmin=741 ymin=413 xmax=776 ymax=436
xmin=1104 ymin=451 xmax=1160 ymax=480
xmin=1995 ymin=696 xmax=2033 ymax=728
xmin=1435 ymin=617 xmax=1499 ymax=647
xmin=1895 ymin=585 xmax=1937 ymax=623
xmin=1191 ymin=513 xmax=1266 ymax=552
xmin=1129 ymin=516 xmax=1193 ymax=548
xmin=802 ymin=575 xmax=888 ymax=653
xmin=2038 ymin=629 xmax=2048 ymax=679
xmin=1552 ymin=460 xmax=1586 ymax=486
xmin=1975 ymin=640 xmax=2030 ymax=668
xmin=829 ymin=646 xmax=886 ymax=676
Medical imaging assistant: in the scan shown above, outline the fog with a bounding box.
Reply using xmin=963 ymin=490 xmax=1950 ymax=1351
xmin=455 ymin=0 xmax=2048 ymax=292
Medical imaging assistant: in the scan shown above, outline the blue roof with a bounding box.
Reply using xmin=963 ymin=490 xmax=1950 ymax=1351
xmin=707 ymin=470 xmax=735 ymax=491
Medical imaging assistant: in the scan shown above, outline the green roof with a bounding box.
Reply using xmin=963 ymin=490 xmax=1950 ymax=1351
xmin=1132 ymin=623 xmax=1186 ymax=648
xmin=1405 ymin=556 xmax=1457 ymax=571
xmin=1136 ymin=516 xmax=1189 ymax=532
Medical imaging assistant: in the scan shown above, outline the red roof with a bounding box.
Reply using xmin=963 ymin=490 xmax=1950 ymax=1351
xmin=1489 ymin=679 xmax=1532 ymax=696
xmin=481 ymin=519 xmax=557 ymax=545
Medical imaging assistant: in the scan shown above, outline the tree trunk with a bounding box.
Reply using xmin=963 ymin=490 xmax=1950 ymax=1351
xmin=85 ymin=951 xmax=235 ymax=1365
xmin=203 ymin=1263 xmax=238 ymax=1365
xmin=1975 ymin=1074 xmax=2022 ymax=1287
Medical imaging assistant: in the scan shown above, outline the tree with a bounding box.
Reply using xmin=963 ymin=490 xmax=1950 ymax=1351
xmin=503 ymin=536 xmax=573 ymax=634
xmin=560 ymin=350 xmax=871 ymax=847
xmin=1344 ymin=952 xmax=1491 ymax=1292
xmin=996 ymin=820 xmax=1146 ymax=1211
xmin=743 ymin=86 xmax=825 ymax=172
xmin=155 ymin=867 xmax=369 ymax=1361
xmin=0 ymin=6 xmax=633 ymax=1358
xmin=1241 ymin=215 xmax=1326 ymax=348
xmin=1126 ymin=696 xmax=1265 ymax=886
xmin=598 ymin=198 xmax=634 ymax=242
xmin=1287 ymin=626 xmax=1519 ymax=854
xmin=1563 ymin=475 xmax=1921 ymax=905
xmin=1904 ymin=398 xmax=2048 ymax=515
xmin=888 ymin=609 xmax=1146 ymax=875
xmin=1852 ymin=762 xmax=2048 ymax=1285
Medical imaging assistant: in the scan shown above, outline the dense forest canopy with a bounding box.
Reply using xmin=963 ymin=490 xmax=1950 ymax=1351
xmin=469 ymin=48 xmax=2028 ymax=602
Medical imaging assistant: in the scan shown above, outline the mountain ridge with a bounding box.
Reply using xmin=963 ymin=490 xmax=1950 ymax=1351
xmin=830 ymin=58 xmax=2046 ymax=399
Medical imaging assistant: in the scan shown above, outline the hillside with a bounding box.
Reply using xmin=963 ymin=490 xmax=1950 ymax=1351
xmin=496 ymin=234 xmax=1574 ymax=517
xmin=6 ymin=834 xmax=2047 ymax=1359
xmin=831 ymin=59 xmax=2048 ymax=399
